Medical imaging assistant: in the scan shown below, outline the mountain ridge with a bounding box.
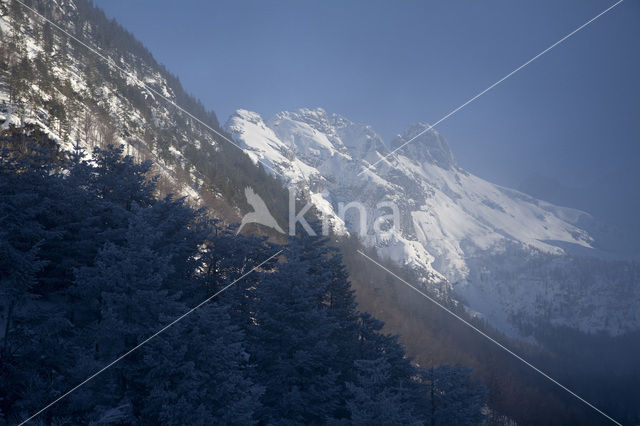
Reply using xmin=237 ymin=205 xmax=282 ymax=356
xmin=225 ymin=107 xmax=640 ymax=337
xmin=0 ymin=0 xmax=292 ymax=227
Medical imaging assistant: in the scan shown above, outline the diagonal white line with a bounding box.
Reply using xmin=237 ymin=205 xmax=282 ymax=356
xmin=359 ymin=0 xmax=624 ymax=175
xmin=356 ymin=250 xmax=622 ymax=425
xmin=19 ymin=250 xmax=282 ymax=426
xmin=13 ymin=0 xmax=279 ymax=176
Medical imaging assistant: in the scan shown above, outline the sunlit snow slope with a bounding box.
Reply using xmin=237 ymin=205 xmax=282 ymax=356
xmin=225 ymin=108 xmax=640 ymax=337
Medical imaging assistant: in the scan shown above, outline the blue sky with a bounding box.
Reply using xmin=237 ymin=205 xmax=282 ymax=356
xmin=94 ymin=0 xmax=640 ymax=246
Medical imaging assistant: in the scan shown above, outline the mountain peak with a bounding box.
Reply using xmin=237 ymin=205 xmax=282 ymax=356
xmin=229 ymin=109 xmax=265 ymax=125
xmin=272 ymin=107 xmax=355 ymax=137
xmin=267 ymin=108 xmax=386 ymax=160
xmin=391 ymin=123 xmax=456 ymax=169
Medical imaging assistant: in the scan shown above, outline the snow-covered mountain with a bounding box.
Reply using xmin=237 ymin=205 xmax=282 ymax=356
xmin=225 ymin=108 xmax=640 ymax=337
xmin=3 ymin=0 xmax=637 ymax=339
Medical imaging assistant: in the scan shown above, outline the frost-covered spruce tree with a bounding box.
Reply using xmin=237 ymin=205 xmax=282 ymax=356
xmin=352 ymin=312 xmax=419 ymax=390
xmin=69 ymin=203 xmax=184 ymax=418
xmin=248 ymin=234 xmax=343 ymax=423
xmin=198 ymin=219 xmax=276 ymax=328
xmin=139 ymin=302 xmax=263 ymax=425
xmin=88 ymin=144 xmax=155 ymax=210
xmin=345 ymin=357 xmax=425 ymax=425
xmin=0 ymin=136 xmax=87 ymax=422
xmin=424 ymin=366 xmax=486 ymax=426
xmin=0 ymin=151 xmax=51 ymax=421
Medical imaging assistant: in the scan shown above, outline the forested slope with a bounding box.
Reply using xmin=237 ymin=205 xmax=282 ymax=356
xmin=0 ymin=129 xmax=486 ymax=424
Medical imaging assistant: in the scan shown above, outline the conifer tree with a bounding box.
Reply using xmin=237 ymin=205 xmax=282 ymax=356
xmin=424 ymin=366 xmax=486 ymax=426
xmin=346 ymin=357 xmax=425 ymax=425
xmin=0 ymin=130 xmax=487 ymax=424
xmin=248 ymin=236 xmax=343 ymax=423
xmin=140 ymin=303 xmax=263 ymax=425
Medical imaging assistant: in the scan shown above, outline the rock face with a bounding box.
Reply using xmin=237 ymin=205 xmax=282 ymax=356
xmin=225 ymin=107 xmax=640 ymax=337
xmin=3 ymin=0 xmax=637 ymax=339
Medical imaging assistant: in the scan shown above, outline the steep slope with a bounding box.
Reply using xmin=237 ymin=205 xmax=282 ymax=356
xmin=2 ymin=0 xmax=637 ymax=339
xmin=0 ymin=0 xmax=287 ymax=223
xmin=226 ymin=108 xmax=450 ymax=289
xmin=225 ymin=108 xmax=640 ymax=337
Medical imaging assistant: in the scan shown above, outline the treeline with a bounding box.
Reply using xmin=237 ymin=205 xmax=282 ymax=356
xmin=0 ymin=128 xmax=485 ymax=424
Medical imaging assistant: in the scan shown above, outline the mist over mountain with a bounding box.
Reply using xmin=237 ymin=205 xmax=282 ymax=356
xmin=2 ymin=0 xmax=639 ymax=424
xmin=518 ymin=172 xmax=640 ymax=257
xmin=225 ymin=107 xmax=640 ymax=338
xmin=92 ymin=0 xmax=640 ymax=251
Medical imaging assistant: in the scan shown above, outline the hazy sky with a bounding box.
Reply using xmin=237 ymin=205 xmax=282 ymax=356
xmin=94 ymin=0 xmax=639 ymax=244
